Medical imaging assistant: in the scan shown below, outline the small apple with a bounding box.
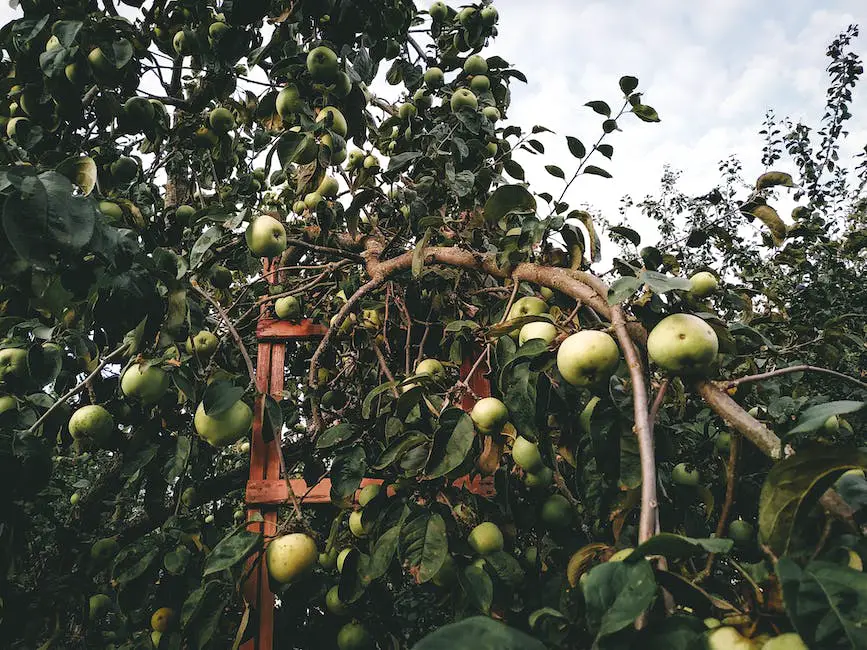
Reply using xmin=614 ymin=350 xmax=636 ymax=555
xmin=647 ymin=313 xmax=719 ymax=375
xmin=0 ymin=395 xmax=17 ymax=415
xmin=326 ymin=585 xmax=349 ymax=615
xmin=317 ymin=175 xmax=340 ymax=198
xmin=293 ymin=200 xmax=307 ymax=213
xmin=540 ymin=494 xmax=573 ymax=529
xmin=761 ymin=633 xmax=807 ymax=650
xmin=150 ymin=607 xmax=175 ymax=632
xmin=398 ymin=102 xmax=417 ymax=119
xmin=180 ymin=486 xmax=197 ymax=507
xmin=347 ymin=150 xmax=365 ymax=169
xmin=246 ymin=215 xmax=287 ymax=257
xmin=432 ymin=554 xmax=457 ymax=587
xmin=413 ymin=88 xmax=432 ymax=108
xmin=416 ymin=358 xmax=445 ymax=381
xmin=524 ymin=467 xmax=553 ymax=488
xmin=68 ymin=405 xmax=115 ymax=446
xmin=821 ymin=415 xmax=840 ymax=434
xmin=464 ymin=54 xmax=488 ymax=75
xmin=87 ymin=47 xmax=115 ymax=77
xmin=458 ymin=7 xmax=477 ymax=28
xmin=89 ymin=594 xmax=112 ymax=621
xmin=519 ymin=321 xmax=557 ymax=346
xmin=511 ymin=436 xmax=544 ymax=473
xmin=556 ymin=330 xmax=620 ymax=387
xmin=121 ymin=363 xmax=170 ymax=404
xmin=210 ymin=265 xmax=232 ymax=288
xmin=482 ymin=106 xmax=500 ymax=121
xmin=349 ymin=510 xmax=369 ymax=538
xmin=481 ymin=5 xmax=499 ymax=25
xmin=705 ymin=626 xmax=759 ymax=650
xmin=337 ymin=621 xmax=372 ymax=650
xmin=508 ymin=296 xmax=548 ymax=320
xmin=185 ymin=331 xmax=219 ymax=358
xmin=358 ymin=483 xmax=381 ymax=506
xmin=424 ymin=67 xmax=444 ymax=87
xmin=429 ymin=1 xmax=448 ymax=21
xmin=208 ymin=21 xmax=230 ymax=46
xmin=450 ymin=88 xmax=478 ymax=112
xmin=208 ymin=107 xmax=235 ymax=135
xmin=672 ymin=462 xmax=700 ymax=486
xmin=689 ymin=271 xmax=719 ymax=298
xmin=539 ymin=286 xmax=554 ymax=301
xmin=337 ymin=548 xmax=351 ymax=572
xmin=274 ymin=296 xmax=301 ymax=321
xmin=315 ymin=106 xmax=348 ymax=137
xmin=306 ymin=46 xmax=339 ymax=81
xmin=194 ymin=399 xmax=253 ymax=447
xmin=470 ymin=74 xmax=490 ymax=93
xmin=70 ymin=492 xmax=81 ymax=505
xmin=714 ymin=431 xmax=732 ymax=454
xmin=332 ymin=71 xmax=352 ymax=97
xmin=204 ymin=514 xmax=215 ymax=524
xmin=110 ymin=156 xmax=139 ymax=184
xmin=123 ymin=96 xmax=154 ymax=123
xmin=468 ymin=522 xmax=504 ymax=555
xmin=0 ymin=347 xmax=28 ymax=384
xmin=172 ymin=30 xmax=197 ymax=56
xmin=470 ymin=397 xmax=508 ymax=435
xmin=267 ymin=534 xmax=318 ymax=585
xmin=276 ymin=85 xmax=304 ymax=118
xmin=174 ymin=204 xmax=196 ymax=225
xmin=90 ymin=537 xmax=119 ymax=564
xmin=363 ymin=154 xmax=380 ymax=170
xmin=360 ymin=308 xmax=382 ymax=331
xmin=728 ymin=519 xmax=754 ymax=544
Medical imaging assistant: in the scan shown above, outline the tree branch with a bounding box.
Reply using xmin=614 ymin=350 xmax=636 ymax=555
xmin=719 ymin=364 xmax=867 ymax=392
xmin=373 ymin=340 xmax=401 ymax=398
xmin=695 ymin=381 xmax=782 ymax=458
xmin=703 ymin=432 xmax=741 ymax=577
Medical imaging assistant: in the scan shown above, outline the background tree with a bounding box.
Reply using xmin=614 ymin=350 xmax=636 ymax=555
xmin=0 ymin=1 xmax=864 ymax=649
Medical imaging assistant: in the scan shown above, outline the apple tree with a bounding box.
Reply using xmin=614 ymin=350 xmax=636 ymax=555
xmin=0 ymin=1 xmax=865 ymax=649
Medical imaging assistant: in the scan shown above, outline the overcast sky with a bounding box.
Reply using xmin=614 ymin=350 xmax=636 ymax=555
xmin=2 ymin=1 xmax=865 ymax=248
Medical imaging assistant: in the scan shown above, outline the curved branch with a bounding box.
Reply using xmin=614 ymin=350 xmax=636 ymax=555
xmin=720 ymin=364 xmax=867 ymax=392
xmin=695 ymin=381 xmax=782 ymax=459
xmin=611 ymin=306 xmax=657 ymax=543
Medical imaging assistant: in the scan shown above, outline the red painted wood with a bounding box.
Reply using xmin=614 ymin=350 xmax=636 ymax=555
xmin=256 ymin=318 xmax=329 ymax=341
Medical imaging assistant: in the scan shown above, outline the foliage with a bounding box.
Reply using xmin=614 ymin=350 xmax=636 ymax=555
xmin=0 ymin=1 xmax=864 ymax=649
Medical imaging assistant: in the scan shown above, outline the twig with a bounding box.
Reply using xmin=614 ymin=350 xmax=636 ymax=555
xmin=26 ymin=344 xmax=128 ymax=435
xmin=649 ymin=378 xmax=670 ymax=429
xmin=611 ymin=306 xmax=657 ymax=544
xmin=719 ymin=364 xmax=867 ymax=392
xmin=191 ymin=281 xmax=256 ymax=388
xmin=414 ymin=305 xmax=434 ymax=369
xmin=373 ymin=341 xmax=401 ymax=398
xmin=394 ymin=292 xmax=413 ymax=376
xmin=702 ymin=432 xmax=741 ymax=577
xmin=284 ymin=238 xmax=364 ymax=262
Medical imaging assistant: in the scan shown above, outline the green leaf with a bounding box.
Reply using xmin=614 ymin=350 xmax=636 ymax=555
xmin=387 ymin=151 xmax=422 ymax=173
xmin=113 ymin=545 xmax=160 ymax=585
xmin=566 ymin=136 xmax=586 ymax=158
xmin=483 ymin=551 xmax=525 ymax=587
xmin=203 ymin=530 xmax=261 ymax=576
xmin=628 ymin=533 xmax=733 ymax=562
xmin=412 ymin=228 xmax=432 ymax=278
xmin=361 ymin=380 xmax=399 ymax=419
xmin=483 ymin=184 xmax=536 ymax=222
xmin=759 ymin=447 xmax=867 ymax=554
xmin=609 ymin=226 xmax=641 ymax=247
xmin=444 ymin=320 xmax=480 ymax=333
xmin=756 ymin=171 xmax=795 ymax=190
xmin=190 ymin=226 xmax=223 ymax=269
xmin=778 ymin=558 xmax=867 ymax=649
xmin=544 ymin=165 xmax=565 ymax=179
xmin=316 ymin=422 xmax=357 ymax=449
xmin=633 ymin=104 xmax=661 ymax=122
xmin=643 ymin=616 xmax=706 ymax=649
xmin=640 ymin=270 xmax=692 ymax=294
xmin=164 ymin=546 xmax=192 ymax=575
xmin=402 ymin=513 xmax=448 ymax=584
xmin=583 ymin=165 xmax=612 ymax=179
xmin=51 ymin=20 xmax=82 ymax=46
xmin=598 ymin=143 xmax=614 ymax=159
xmin=426 ymin=408 xmax=476 ymax=479
xmin=501 ymin=361 xmax=538 ymax=438
xmin=502 ymin=159 xmax=525 ymax=181
xmin=568 ymin=210 xmax=601 ymax=263
xmin=585 ymin=100 xmax=611 ymax=117
xmin=608 ymin=276 xmax=642 ymax=305
xmin=202 ymin=380 xmax=244 ymax=416
xmin=788 ymin=401 xmax=865 ymax=434
xmin=619 ymin=76 xmax=639 ymax=95
xmin=164 ymin=436 xmax=191 ymax=482
xmin=364 ymin=525 xmax=401 ymax=582
xmin=181 ymin=581 xmax=221 ymax=627
xmin=330 ymin=446 xmax=367 ymax=501
xmin=412 ymin=616 xmax=546 ymax=650
xmin=582 ymin=558 xmax=657 ymax=640
xmin=460 ymin=566 xmax=493 ymax=614
xmin=373 ymin=431 xmax=429 ymax=470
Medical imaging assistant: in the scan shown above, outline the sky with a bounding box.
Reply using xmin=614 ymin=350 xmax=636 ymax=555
xmin=2 ymin=0 xmax=865 ymax=250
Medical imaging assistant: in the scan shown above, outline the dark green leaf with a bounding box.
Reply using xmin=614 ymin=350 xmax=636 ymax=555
xmin=330 ymin=446 xmax=367 ymax=501
xmin=316 ymin=422 xmax=357 ymax=449
xmin=545 ymin=165 xmax=565 ymax=179
xmin=364 ymin=525 xmax=401 ymax=582
xmin=628 ymin=533 xmax=733 ymax=562
xmin=483 ymin=184 xmax=536 ymax=222
xmin=412 ymin=616 xmax=546 ymax=650
xmin=203 ymin=530 xmax=261 ymax=575
xmin=598 ymin=143 xmax=614 ymax=159
xmin=640 ymin=270 xmax=692 ymax=294
xmin=164 ymin=436 xmax=191 ymax=482
xmin=164 ymin=546 xmax=192 ymax=575
xmin=387 ymin=151 xmax=422 ymax=173
xmin=609 ymin=226 xmax=641 ymax=247
xmin=426 ymin=408 xmax=475 ymax=479
xmin=619 ymin=76 xmax=639 ymax=95
xmin=582 ymin=558 xmax=657 ymax=640
xmin=789 ymin=401 xmax=865 ymax=435
xmin=190 ymin=226 xmax=223 ymax=269
xmin=633 ymin=104 xmax=661 ymax=122
xmin=585 ymin=100 xmax=611 ymax=117
xmin=460 ymin=566 xmax=493 ymax=614
xmin=583 ymin=165 xmax=612 ymax=179
xmin=608 ymin=276 xmax=642 ymax=305
xmin=502 ymin=159 xmax=525 ymax=181
xmin=402 ymin=513 xmax=448 ymax=584
xmin=566 ymin=136 xmax=586 ymax=159
xmin=202 ymin=380 xmax=244 ymax=416
xmin=373 ymin=431 xmax=429 ymax=470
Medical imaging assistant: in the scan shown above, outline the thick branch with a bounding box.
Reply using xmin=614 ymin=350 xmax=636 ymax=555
xmin=719 ymin=364 xmax=867 ymax=392
xmin=611 ymin=305 xmax=657 ymax=544
xmin=695 ymin=381 xmax=782 ymax=459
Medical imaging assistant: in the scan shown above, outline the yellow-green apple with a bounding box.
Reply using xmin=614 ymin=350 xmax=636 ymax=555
xmin=556 ymin=330 xmax=620 ymax=387
xmin=246 ymin=215 xmax=287 ymax=257
xmin=194 ymin=399 xmax=253 ymax=447
xmin=647 ymin=313 xmax=719 ymax=374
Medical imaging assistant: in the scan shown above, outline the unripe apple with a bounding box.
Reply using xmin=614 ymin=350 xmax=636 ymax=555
xmin=360 ymin=308 xmax=381 ymax=331
xmin=89 ymin=594 xmax=112 ymax=621
xmin=519 ymin=321 xmax=557 ymax=346
xmin=481 ymin=5 xmax=499 ymax=25
xmin=274 ymin=296 xmax=301 ymax=321
xmin=450 ymin=88 xmax=478 ymax=112
xmin=69 ymin=405 xmax=114 ymax=446
xmin=266 ymin=533 xmax=317 ymax=584
xmin=470 ymin=74 xmax=490 ymax=93
xmin=429 ymin=1 xmax=448 ymax=22
xmin=672 ymin=462 xmax=700 ymax=486
xmin=470 ymin=397 xmax=508 ymax=435
xmin=124 ymin=96 xmax=154 ymax=123
xmin=326 ymin=585 xmax=349 ymax=615
xmin=688 ymin=271 xmax=719 ymax=298
xmin=761 ymin=633 xmax=807 ymax=650
xmin=464 ymin=54 xmax=488 ymax=75
xmin=315 ymin=106 xmax=348 ymax=137
xmin=150 ymin=607 xmax=175 ymax=632
xmin=523 ymin=466 xmax=553 ymax=488
xmin=398 ymin=102 xmax=417 ymax=119
xmin=121 ymin=363 xmax=169 ymax=404
xmin=482 ymin=106 xmax=500 ymax=122
xmin=511 ymin=436 xmax=544 ymax=472
xmin=728 ymin=519 xmax=754 ymax=544
xmin=246 ymin=215 xmax=287 ymax=258
xmin=208 ymin=107 xmax=235 ymax=135
xmin=349 ymin=510 xmax=369 ymax=538
xmin=647 ymin=313 xmax=719 ymax=375
xmin=424 ymin=67 xmax=444 ymax=88
xmin=508 ymin=296 xmax=548 ymax=320
xmin=705 ymin=626 xmax=759 ymax=650
xmin=416 ymin=358 xmax=445 ymax=380
xmin=468 ymin=522 xmax=504 ymax=555
xmin=194 ymin=399 xmax=253 ymax=447
xmin=306 ymin=46 xmax=339 ymax=81
xmin=541 ymin=494 xmax=573 ymax=529
xmin=276 ymin=85 xmax=303 ymax=118
xmin=347 ymin=149 xmax=365 ymax=169
xmin=556 ymin=330 xmax=620 ymax=387
xmin=317 ymin=175 xmax=340 ymax=198
xmin=357 ymin=483 xmax=381 ymax=506
xmin=337 ymin=621 xmax=372 ymax=650
xmin=363 ymin=154 xmax=380 ymax=170
xmin=0 ymin=347 xmax=28 ymax=384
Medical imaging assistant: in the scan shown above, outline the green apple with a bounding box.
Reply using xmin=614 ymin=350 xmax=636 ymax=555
xmin=276 ymin=85 xmax=304 ymax=118
xmin=65 ymin=62 xmax=89 ymax=85
xmin=124 ymin=96 xmax=154 ymax=123
xmin=304 ymin=191 xmax=324 ymax=209
xmin=194 ymin=399 xmax=253 ymax=447
xmin=424 ymin=67 xmax=444 ymax=87
xmin=450 ymin=88 xmax=478 ymax=111
xmin=347 ymin=150 xmax=365 ymax=169
xmin=482 ymin=106 xmax=500 ymax=121
xmin=330 ymin=313 xmax=355 ymax=335
xmin=360 ymin=308 xmax=381 ymax=331
xmin=173 ymin=30 xmax=197 ymax=56
xmin=714 ymin=431 xmax=732 ymax=454
xmin=470 ymin=74 xmax=490 ymax=93
xmin=519 ymin=321 xmax=557 ymax=346
xmin=121 ymin=363 xmax=169 ymax=404
xmin=413 ymin=88 xmax=432 ymax=108
xmin=70 ymin=492 xmax=81 ymax=505
xmin=349 ymin=510 xmax=369 ymax=538
xmin=524 ymin=466 xmax=553 ymax=488
xmin=647 ymin=313 xmax=719 ymax=375
xmin=689 ymin=271 xmax=719 ymax=298
xmin=332 ymin=71 xmax=352 ymax=98
xmin=293 ymin=200 xmax=307 ymax=213
xmin=761 ymin=633 xmax=807 ymax=650
xmin=193 ymin=126 xmax=219 ymax=148
xmin=821 ymin=415 xmax=840 ymax=434
xmin=99 ymin=201 xmax=124 ymax=222
xmin=470 ymin=397 xmax=508 ymax=435
xmin=705 ymin=627 xmax=759 ymax=650
xmin=87 ymin=47 xmax=115 ymax=77
xmin=672 ymin=462 xmax=699 ymax=486
xmin=512 ymin=436 xmax=544 ymax=472
xmin=326 ymin=585 xmax=349 ymax=615
xmin=204 ymin=514 xmax=215 ymax=524
xmin=728 ymin=519 xmax=754 ymax=544
xmin=429 ymin=1 xmax=448 ymax=21
xmin=69 ymin=405 xmax=115 ymax=446
xmin=319 ymin=547 xmax=338 ymax=569
xmin=315 ymin=106 xmax=348 ymax=137
xmin=208 ymin=107 xmax=235 ymax=134
xmin=0 ymin=348 xmax=28 ymax=384
xmin=458 ymin=7 xmax=477 ymax=28
xmin=0 ymin=395 xmax=17 ymax=415
xmin=481 ymin=5 xmax=499 ymax=25
xmin=266 ymin=533 xmax=317 ymax=584
xmin=110 ymin=156 xmax=139 ymax=184
xmin=45 ymin=35 xmax=62 ymax=52
xmin=358 ymin=483 xmax=381 ymax=506
xmin=274 ymin=296 xmax=301 ymax=321
xmin=363 ymin=154 xmax=379 ymax=170
xmin=398 ymin=102 xmax=417 ymax=119
xmin=90 ymin=537 xmax=119 ymax=565
xmin=174 ymin=204 xmax=196 ymax=225
xmin=89 ymin=594 xmax=112 ymax=621
xmin=556 ymin=330 xmax=620 ymax=387
xmin=208 ymin=21 xmax=230 ymax=46
xmin=337 ymin=548 xmax=351 ymax=572
xmin=185 ymin=330 xmax=219 ymax=358
xmin=5 ymin=116 xmax=29 ymax=139
xmin=464 ymin=54 xmax=488 ymax=75
xmin=246 ymin=215 xmax=287 ymax=257
xmin=416 ymin=358 xmax=446 ymax=382
xmin=180 ymin=486 xmax=197 ymax=507
xmin=337 ymin=621 xmax=371 ymax=650
xmin=317 ymin=175 xmax=340 ymax=197
xmin=306 ymin=46 xmax=339 ymax=81
xmin=541 ymin=494 xmax=573 ymax=529
xmin=468 ymin=522 xmax=504 ymax=555
xmin=432 ymin=554 xmax=457 ymax=587
xmin=507 ymin=296 xmax=548 ymax=320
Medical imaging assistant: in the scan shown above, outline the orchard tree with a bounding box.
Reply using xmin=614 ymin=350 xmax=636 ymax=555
xmin=0 ymin=0 xmax=865 ymax=649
